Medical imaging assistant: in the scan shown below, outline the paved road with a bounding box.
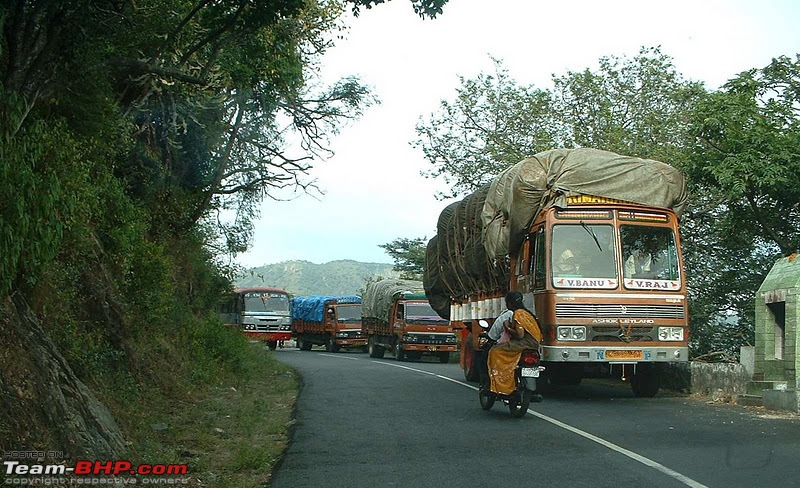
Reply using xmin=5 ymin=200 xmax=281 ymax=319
xmin=269 ymin=348 xmax=800 ymax=488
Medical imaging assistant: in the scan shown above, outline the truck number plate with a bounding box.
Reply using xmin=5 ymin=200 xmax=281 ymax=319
xmin=520 ymin=367 xmax=540 ymax=377
xmin=606 ymin=349 xmax=643 ymax=360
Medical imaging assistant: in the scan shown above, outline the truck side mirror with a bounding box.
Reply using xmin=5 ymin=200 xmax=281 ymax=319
xmin=478 ymin=319 xmax=490 ymax=330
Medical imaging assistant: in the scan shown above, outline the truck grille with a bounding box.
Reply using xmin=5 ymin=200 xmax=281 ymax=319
xmin=591 ymin=326 xmax=656 ymax=342
xmin=405 ymin=334 xmax=455 ymax=345
xmin=556 ymin=303 xmax=684 ymax=319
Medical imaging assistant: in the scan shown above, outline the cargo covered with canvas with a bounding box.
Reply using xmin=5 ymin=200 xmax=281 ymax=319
xmin=292 ymin=295 xmax=361 ymax=323
xmin=362 ymin=279 xmax=426 ymax=325
xmin=424 ymin=147 xmax=687 ymax=319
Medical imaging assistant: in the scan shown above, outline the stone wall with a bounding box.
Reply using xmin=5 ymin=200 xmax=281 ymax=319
xmin=663 ymin=361 xmax=751 ymax=397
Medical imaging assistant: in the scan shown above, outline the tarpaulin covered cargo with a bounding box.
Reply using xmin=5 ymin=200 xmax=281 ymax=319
xmin=291 ymin=295 xmax=362 ymax=323
xmin=424 ymin=148 xmax=687 ymax=319
xmin=362 ymin=279 xmax=426 ymax=325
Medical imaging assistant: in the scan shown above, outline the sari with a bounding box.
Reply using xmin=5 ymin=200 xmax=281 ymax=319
xmin=487 ymin=308 xmax=543 ymax=395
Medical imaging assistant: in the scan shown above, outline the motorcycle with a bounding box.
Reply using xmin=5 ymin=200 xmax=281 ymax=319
xmin=476 ymin=319 xmax=544 ymax=418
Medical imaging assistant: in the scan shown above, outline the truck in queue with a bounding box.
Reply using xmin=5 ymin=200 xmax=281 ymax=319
xmin=363 ymin=278 xmax=457 ymax=363
xmin=292 ymin=295 xmax=366 ymax=352
xmin=424 ymin=148 xmax=689 ymax=396
xmin=219 ymin=287 xmax=292 ymax=350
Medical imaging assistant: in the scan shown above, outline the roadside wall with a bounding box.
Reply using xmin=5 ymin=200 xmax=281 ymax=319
xmin=662 ymin=362 xmax=751 ymax=398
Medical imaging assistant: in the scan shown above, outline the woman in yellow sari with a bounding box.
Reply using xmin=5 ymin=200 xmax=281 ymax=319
xmin=487 ymin=291 xmax=543 ymax=395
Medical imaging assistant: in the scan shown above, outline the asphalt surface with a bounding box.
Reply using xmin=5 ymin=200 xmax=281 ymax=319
xmin=269 ymin=347 xmax=800 ymax=488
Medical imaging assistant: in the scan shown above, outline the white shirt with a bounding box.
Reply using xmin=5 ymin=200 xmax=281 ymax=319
xmin=488 ymin=309 xmax=513 ymax=341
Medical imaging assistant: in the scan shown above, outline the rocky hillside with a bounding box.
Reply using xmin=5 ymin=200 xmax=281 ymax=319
xmin=236 ymin=260 xmax=398 ymax=296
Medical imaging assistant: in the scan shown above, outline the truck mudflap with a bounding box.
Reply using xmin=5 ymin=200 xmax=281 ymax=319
xmin=243 ymin=331 xmax=291 ymax=342
xmin=541 ymin=346 xmax=688 ymax=362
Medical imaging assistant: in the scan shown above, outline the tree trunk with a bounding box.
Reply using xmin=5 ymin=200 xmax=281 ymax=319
xmin=0 ymin=294 xmax=125 ymax=458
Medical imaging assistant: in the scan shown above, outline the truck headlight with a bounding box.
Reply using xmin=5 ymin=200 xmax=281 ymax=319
xmin=557 ymin=326 xmax=586 ymax=341
xmin=445 ymin=335 xmax=457 ymax=343
xmin=658 ymin=327 xmax=684 ymax=341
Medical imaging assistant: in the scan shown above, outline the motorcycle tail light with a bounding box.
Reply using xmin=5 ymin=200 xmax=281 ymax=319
xmin=521 ymin=350 xmax=539 ymax=366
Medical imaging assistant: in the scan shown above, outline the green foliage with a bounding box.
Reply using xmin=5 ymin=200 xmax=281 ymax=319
xmin=349 ymin=0 xmax=449 ymax=18
xmin=0 ymin=89 xmax=80 ymax=296
xmin=379 ymin=237 xmax=427 ymax=280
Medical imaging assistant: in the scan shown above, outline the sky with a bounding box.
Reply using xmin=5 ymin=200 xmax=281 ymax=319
xmin=234 ymin=0 xmax=800 ymax=268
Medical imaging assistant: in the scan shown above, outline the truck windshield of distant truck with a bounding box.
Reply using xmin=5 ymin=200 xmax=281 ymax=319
xmin=244 ymin=291 xmax=290 ymax=313
xmin=405 ymin=302 xmax=450 ymax=324
xmin=335 ymin=304 xmax=362 ymax=323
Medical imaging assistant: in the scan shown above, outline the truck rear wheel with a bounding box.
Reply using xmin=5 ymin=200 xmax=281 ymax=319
xmin=368 ymin=337 xmax=384 ymax=358
xmin=299 ymin=338 xmax=312 ymax=351
xmin=463 ymin=334 xmax=479 ymax=382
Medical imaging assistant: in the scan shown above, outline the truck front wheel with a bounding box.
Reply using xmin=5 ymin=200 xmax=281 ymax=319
xmin=394 ymin=342 xmax=406 ymax=361
xmin=631 ymin=364 xmax=661 ymax=398
xmin=368 ymin=337 xmax=385 ymax=358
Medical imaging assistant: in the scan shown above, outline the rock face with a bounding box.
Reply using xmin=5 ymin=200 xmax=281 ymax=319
xmin=0 ymin=294 xmax=125 ymax=458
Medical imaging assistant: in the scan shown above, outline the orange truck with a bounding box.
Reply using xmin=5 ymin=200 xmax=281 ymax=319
xmin=424 ymin=148 xmax=689 ymax=396
xmin=291 ymin=295 xmax=366 ymax=352
xmin=362 ymin=279 xmax=457 ymax=363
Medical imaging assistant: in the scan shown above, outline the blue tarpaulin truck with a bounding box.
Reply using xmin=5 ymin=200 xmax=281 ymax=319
xmin=291 ymin=295 xmax=366 ymax=352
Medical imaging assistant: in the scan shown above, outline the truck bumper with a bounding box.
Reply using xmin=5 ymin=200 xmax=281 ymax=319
xmin=243 ymin=332 xmax=291 ymax=342
xmin=336 ymin=338 xmax=368 ymax=347
xmin=404 ymin=344 xmax=458 ymax=353
xmin=542 ymin=345 xmax=688 ymax=363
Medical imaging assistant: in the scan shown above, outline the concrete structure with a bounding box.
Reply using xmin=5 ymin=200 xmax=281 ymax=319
xmin=748 ymin=255 xmax=800 ymax=412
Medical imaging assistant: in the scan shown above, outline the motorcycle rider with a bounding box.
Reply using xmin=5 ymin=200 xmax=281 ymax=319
xmin=486 ymin=291 xmax=543 ymax=395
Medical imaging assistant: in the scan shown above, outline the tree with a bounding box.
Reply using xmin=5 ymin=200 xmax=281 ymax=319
xmin=552 ymin=46 xmax=705 ymax=165
xmin=680 ymin=55 xmax=800 ymax=355
xmin=379 ymin=237 xmax=427 ymax=280
xmin=414 ymin=48 xmax=704 ymax=198
xmin=414 ymin=58 xmax=562 ymax=199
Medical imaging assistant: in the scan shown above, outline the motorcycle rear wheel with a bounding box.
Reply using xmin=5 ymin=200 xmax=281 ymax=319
xmin=508 ymin=390 xmax=531 ymax=418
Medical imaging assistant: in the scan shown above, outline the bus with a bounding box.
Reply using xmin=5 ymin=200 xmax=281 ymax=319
xmin=220 ymin=287 xmax=292 ymax=350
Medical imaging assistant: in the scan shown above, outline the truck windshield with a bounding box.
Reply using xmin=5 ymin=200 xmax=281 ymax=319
xmin=336 ymin=304 xmax=362 ymax=323
xmin=620 ymin=225 xmax=680 ymax=286
xmin=244 ymin=292 xmax=290 ymax=313
xmin=406 ymin=302 xmax=449 ymax=324
xmin=552 ymin=223 xmax=617 ymax=288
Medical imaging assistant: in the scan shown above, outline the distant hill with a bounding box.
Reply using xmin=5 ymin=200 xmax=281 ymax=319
xmin=236 ymin=260 xmax=399 ymax=296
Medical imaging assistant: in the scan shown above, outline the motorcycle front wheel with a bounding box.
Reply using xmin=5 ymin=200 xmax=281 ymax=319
xmin=508 ymin=390 xmax=531 ymax=418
